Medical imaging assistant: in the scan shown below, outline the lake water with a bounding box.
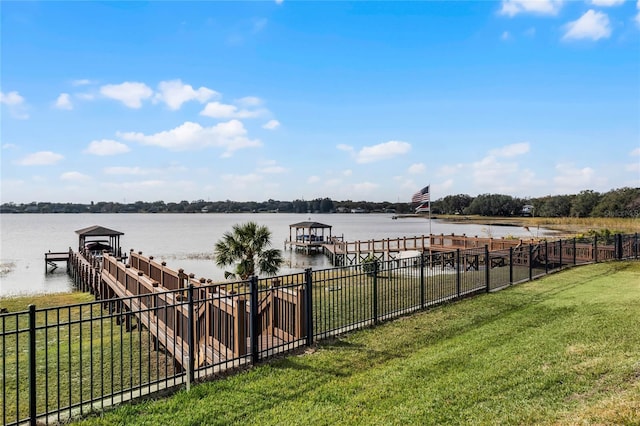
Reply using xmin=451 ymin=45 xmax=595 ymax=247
xmin=0 ymin=213 xmax=556 ymax=297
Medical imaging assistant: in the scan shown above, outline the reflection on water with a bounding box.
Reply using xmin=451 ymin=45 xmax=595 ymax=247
xmin=0 ymin=213 xmax=556 ymax=297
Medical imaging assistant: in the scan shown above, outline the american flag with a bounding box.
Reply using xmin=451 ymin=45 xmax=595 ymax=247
xmin=411 ymin=185 xmax=430 ymax=204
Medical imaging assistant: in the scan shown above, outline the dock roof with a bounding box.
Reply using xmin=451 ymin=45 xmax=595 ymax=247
xmin=75 ymin=225 xmax=124 ymax=237
xmin=289 ymin=221 xmax=332 ymax=229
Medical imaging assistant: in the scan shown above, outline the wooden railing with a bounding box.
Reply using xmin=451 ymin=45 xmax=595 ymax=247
xmin=100 ymin=251 xmax=306 ymax=368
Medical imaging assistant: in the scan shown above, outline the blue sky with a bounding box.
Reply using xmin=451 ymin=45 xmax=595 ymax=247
xmin=1 ymin=0 xmax=639 ymax=204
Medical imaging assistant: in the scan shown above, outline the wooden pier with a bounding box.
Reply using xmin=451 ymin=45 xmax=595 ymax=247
xmin=45 ymin=251 xmax=70 ymax=271
xmin=321 ymin=233 xmax=536 ymax=266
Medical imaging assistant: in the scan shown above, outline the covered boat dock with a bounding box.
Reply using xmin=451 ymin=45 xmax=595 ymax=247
xmin=284 ymin=221 xmax=339 ymax=254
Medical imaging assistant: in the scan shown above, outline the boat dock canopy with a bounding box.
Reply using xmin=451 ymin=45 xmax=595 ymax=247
xmin=75 ymin=225 xmax=124 ymax=256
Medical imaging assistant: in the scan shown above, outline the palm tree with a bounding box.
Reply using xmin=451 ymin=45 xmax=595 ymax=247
xmin=214 ymin=221 xmax=284 ymax=280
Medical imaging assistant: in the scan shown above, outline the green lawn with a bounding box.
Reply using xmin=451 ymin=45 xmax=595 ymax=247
xmin=76 ymin=261 xmax=640 ymax=425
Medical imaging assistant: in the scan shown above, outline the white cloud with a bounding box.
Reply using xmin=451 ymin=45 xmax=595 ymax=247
xmin=258 ymin=165 xmax=287 ymax=174
xmin=473 ymin=156 xmax=519 ymax=186
xmin=307 ymin=176 xmax=320 ymax=184
xmin=262 ymin=119 xmax=281 ymax=130
xmin=501 ymin=31 xmax=512 ymax=41
xmin=221 ymin=173 xmax=264 ymax=188
xmin=17 ymin=151 xmax=64 ymax=166
xmin=630 ymin=147 xmax=640 ymax=156
xmin=524 ymin=27 xmax=537 ymax=37
xmin=236 ymin=96 xmax=263 ymax=107
xmin=118 ymin=120 xmax=261 ymax=156
xmin=499 ymin=0 xmax=564 ymax=17
xmin=1 ymin=91 xmax=29 ymax=119
xmin=337 ymin=144 xmax=354 ymax=153
xmin=438 ymin=163 xmax=464 ymax=176
xmin=102 ymin=180 xmax=166 ymax=191
xmin=489 ymin=142 xmax=530 ymax=157
xmin=72 ymin=79 xmax=93 ymax=86
xmin=355 ymin=141 xmax=411 ymax=164
xmin=154 ymin=79 xmax=218 ymax=110
xmin=553 ymin=163 xmax=600 ymax=193
xmin=103 ymin=166 xmax=152 ymax=175
xmin=625 ymin=162 xmax=640 ymax=173
xmin=590 ymin=0 xmax=624 ymax=6
xmin=352 ymin=182 xmax=379 ymax=192
xmin=636 ymin=1 xmax=640 ymax=27
xmin=60 ymin=171 xmax=91 ymax=182
xmin=343 ymin=169 xmax=353 ymax=176
xmin=275 ymin=0 xmax=284 ymax=4
xmin=2 ymin=143 xmax=18 ymax=150
xmin=253 ymin=18 xmax=268 ymax=33
xmin=55 ymin=93 xmax=73 ymax=110
xmin=76 ymin=93 xmax=96 ymax=101
xmin=1 ymin=91 xmax=25 ymax=106
xmin=85 ymin=139 xmax=131 ymax=156
xmin=100 ymin=82 xmax=153 ymax=108
xmin=563 ymin=10 xmax=611 ymax=41
xmin=200 ymin=101 xmax=264 ymax=119
xmin=408 ymin=163 xmax=426 ymax=174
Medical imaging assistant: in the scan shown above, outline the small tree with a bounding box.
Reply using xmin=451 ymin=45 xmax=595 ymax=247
xmin=214 ymin=221 xmax=284 ymax=280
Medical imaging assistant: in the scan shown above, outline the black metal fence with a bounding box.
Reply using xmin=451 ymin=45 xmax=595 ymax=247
xmin=1 ymin=233 xmax=638 ymax=425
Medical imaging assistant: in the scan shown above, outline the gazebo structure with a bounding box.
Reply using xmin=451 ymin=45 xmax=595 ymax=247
xmin=76 ymin=225 xmax=124 ymax=257
xmin=285 ymin=221 xmax=333 ymax=254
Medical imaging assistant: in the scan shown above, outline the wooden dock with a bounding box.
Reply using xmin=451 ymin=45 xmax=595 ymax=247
xmin=45 ymin=251 xmax=70 ymax=271
xmin=321 ymin=233 xmax=536 ymax=266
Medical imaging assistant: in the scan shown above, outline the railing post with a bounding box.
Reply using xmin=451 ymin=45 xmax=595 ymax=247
xmin=372 ymin=261 xmax=378 ymax=325
xmin=485 ymin=245 xmax=490 ymax=293
xmin=528 ymin=244 xmax=533 ymax=281
xmin=419 ymin=254 xmax=425 ymax=309
xmin=635 ymin=233 xmax=639 ymax=260
xmin=186 ymin=283 xmax=195 ymax=386
xmin=616 ymin=234 xmax=623 ymax=260
xmin=456 ymin=249 xmax=461 ymax=298
xmin=509 ymin=247 xmax=513 ymax=284
xmin=28 ymin=304 xmax=37 ymax=426
xmin=594 ymin=235 xmax=598 ymax=263
xmin=305 ymin=268 xmax=313 ymax=346
xmin=249 ymin=276 xmax=259 ymax=364
xmin=573 ymin=238 xmax=577 ymax=265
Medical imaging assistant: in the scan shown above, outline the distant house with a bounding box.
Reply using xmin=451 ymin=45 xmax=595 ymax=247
xmin=522 ymin=205 xmax=534 ymax=216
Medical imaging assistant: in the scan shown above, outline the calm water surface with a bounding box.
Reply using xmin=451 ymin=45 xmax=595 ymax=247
xmin=0 ymin=213 xmax=555 ymax=297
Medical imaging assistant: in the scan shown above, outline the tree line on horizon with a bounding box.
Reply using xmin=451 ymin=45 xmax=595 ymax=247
xmin=1 ymin=187 xmax=638 ymax=218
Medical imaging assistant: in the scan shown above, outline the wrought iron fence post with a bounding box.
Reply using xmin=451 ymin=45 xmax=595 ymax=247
xmin=372 ymin=261 xmax=378 ymax=325
xmin=28 ymin=304 xmax=37 ymax=426
xmin=187 ymin=283 xmax=195 ymax=386
xmin=528 ymin=244 xmax=533 ymax=281
xmin=420 ymin=254 xmax=425 ymax=310
xmin=616 ymin=234 xmax=622 ymax=260
xmin=249 ymin=276 xmax=259 ymax=364
xmin=509 ymin=247 xmax=513 ymax=284
xmin=544 ymin=240 xmax=549 ymax=274
xmin=305 ymin=268 xmax=313 ymax=346
xmin=559 ymin=239 xmax=563 ymax=269
xmin=456 ymin=249 xmax=461 ymax=298
xmin=485 ymin=245 xmax=490 ymax=293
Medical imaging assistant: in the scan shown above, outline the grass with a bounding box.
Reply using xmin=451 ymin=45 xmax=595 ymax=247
xmin=437 ymin=215 xmax=640 ymax=236
xmin=74 ymin=261 xmax=640 ymax=425
xmin=0 ymin=293 xmax=178 ymax=424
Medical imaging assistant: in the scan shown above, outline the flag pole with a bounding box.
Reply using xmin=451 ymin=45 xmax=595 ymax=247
xmin=428 ymin=183 xmax=432 ymax=236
